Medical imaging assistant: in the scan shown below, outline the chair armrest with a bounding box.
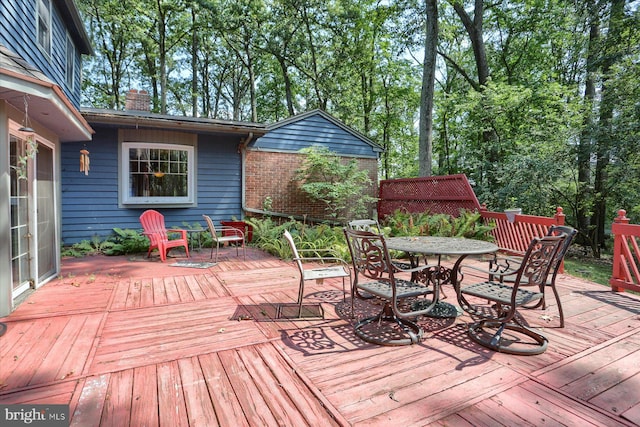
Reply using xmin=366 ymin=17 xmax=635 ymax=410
xmin=167 ymin=228 xmax=188 ymax=240
xmin=294 ymin=255 xmax=350 ymax=267
xmin=460 ymin=259 xmax=520 ymax=281
xmin=217 ymin=226 xmax=245 ymax=239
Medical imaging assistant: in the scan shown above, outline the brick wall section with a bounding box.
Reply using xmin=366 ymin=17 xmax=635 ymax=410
xmin=245 ymin=150 xmax=378 ymax=221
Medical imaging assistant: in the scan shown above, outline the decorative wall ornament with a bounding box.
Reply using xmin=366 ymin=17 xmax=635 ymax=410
xmin=80 ymin=147 xmax=90 ymax=175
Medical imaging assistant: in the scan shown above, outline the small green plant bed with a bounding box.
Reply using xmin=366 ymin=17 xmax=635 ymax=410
xmin=246 ymin=217 xmax=350 ymax=261
xmin=61 ymin=223 xmax=210 ymax=257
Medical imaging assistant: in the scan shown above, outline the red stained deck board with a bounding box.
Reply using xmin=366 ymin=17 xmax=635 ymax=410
xmin=70 ymin=374 xmax=110 ymax=427
xmin=100 ymin=370 xmax=133 ymax=427
xmin=199 ymin=352 xmax=251 ymax=427
xmin=177 ymin=357 xmax=218 ymax=426
xmin=130 ymin=365 xmax=159 ymax=427
xmin=237 ymin=346 xmax=313 ymax=426
xmin=90 ymin=326 xmax=269 ymax=375
xmin=193 ymin=273 xmax=230 ymax=298
xmin=0 ymin=380 xmax=78 ymax=405
xmin=152 ymin=277 xmax=168 ymax=305
xmin=441 ymin=407 xmax=504 ymax=427
xmin=182 ymin=275 xmax=207 ymax=300
xmin=588 ymin=370 xmax=640 ymax=416
xmin=349 ymin=365 xmax=522 ymax=425
xmin=257 ymin=343 xmax=343 ymax=426
xmin=217 ymin=349 xmax=280 ymax=426
xmin=29 ymin=314 xmax=103 ymax=386
xmin=157 ymin=361 xmax=189 ymax=427
xmin=2 ymin=318 xmax=70 ymax=389
xmin=215 ymin=266 xmax=300 ymax=296
xmin=564 ymin=345 xmax=640 ymax=402
xmin=496 ymin=382 xmax=610 ymax=426
xmin=473 ymin=397 xmax=537 ymax=426
xmin=622 ymin=401 xmax=640 ymax=426
xmin=537 ymin=337 xmax=640 ymax=390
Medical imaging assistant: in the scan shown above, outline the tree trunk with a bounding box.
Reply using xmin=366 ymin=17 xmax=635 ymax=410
xmin=577 ymin=0 xmax=599 ymax=249
xmin=191 ymin=8 xmax=198 ymax=117
xmin=590 ymin=0 xmax=625 ymax=254
xmin=419 ymin=0 xmax=438 ymax=177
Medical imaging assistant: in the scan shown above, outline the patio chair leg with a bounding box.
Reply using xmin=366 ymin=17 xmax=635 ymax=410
xmin=468 ymin=320 xmax=548 ymax=355
xmin=354 ymin=304 xmax=423 ymax=346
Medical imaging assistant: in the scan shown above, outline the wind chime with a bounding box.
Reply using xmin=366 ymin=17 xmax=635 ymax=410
xmin=80 ymin=146 xmax=90 ymax=175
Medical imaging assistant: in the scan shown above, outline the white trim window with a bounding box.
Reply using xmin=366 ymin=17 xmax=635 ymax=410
xmin=37 ymin=0 xmax=52 ymax=55
xmin=121 ymin=142 xmax=195 ymax=206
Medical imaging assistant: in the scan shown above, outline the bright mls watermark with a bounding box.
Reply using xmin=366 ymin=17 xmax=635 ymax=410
xmin=1 ymin=405 xmax=69 ymax=426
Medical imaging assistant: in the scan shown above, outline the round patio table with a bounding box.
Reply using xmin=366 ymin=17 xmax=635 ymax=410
xmin=385 ymin=236 xmax=499 ymax=317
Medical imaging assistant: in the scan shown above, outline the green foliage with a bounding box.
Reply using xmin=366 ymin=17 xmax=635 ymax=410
xmin=245 ymin=217 xmax=350 ymax=261
xmin=101 ymin=228 xmax=149 ymax=255
xmin=383 ymin=209 xmax=495 ymax=241
xmin=295 ymin=147 xmax=377 ymax=223
xmin=61 ymin=228 xmax=149 ymax=257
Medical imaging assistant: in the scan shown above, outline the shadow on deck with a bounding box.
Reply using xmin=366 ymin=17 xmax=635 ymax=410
xmin=1 ymin=247 xmax=639 ymax=426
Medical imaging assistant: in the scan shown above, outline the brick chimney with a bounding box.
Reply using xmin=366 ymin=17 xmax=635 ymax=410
xmin=125 ymin=89 xmax=151 ymax=111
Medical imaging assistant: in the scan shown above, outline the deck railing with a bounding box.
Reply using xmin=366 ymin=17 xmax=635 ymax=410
xmin=478 ymin=205 xmax=566 ymax=256
xmin=610 ymin=210 xmax=640 ymax=293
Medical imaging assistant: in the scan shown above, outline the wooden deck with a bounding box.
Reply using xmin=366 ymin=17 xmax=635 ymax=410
xmin=1 ymin=247 xmax=640 ymax=426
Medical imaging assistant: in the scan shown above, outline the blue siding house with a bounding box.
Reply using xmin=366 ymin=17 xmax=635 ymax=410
xmin=61 ymin=104 xmax=267 ymax=244
xmin=61 ymin=107 xmax=381 ymax=244
xmin=0 ymin=0 xmax=93 ymax=316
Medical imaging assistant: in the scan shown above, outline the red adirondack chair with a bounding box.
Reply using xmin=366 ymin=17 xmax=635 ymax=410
xmin=139 ymin=209 xmax=190 ymax=262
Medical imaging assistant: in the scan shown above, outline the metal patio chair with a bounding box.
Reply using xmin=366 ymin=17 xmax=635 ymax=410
xmin=343 ymin=228 xmax=439 ymax=346
xmin=203 ymin=215 xmax=245 ymax=262
xmin=283 ymin=230 xmax=351 ymax=319
xmin=457 ymin=233 xmax=567 ymax=355
xmin=490 ymin=225 xmax=577 ymax=327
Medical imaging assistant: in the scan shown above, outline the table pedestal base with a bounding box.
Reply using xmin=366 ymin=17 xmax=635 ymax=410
xmin=411 ymin=300 xmax=462 ymax=318
xmin=354 ymin=304 xmax=423 ymax=346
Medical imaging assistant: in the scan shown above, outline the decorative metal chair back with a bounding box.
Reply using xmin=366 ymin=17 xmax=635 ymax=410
xmin=345 ymin=229 xmax=393 ymax=282
xmin=514 ymin=235 xmax=565 ymax=291
xmin=538 ymin=225 xmax=577 ymax=327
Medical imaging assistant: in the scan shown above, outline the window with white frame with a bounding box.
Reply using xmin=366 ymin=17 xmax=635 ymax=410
xmin=37 ymin=0 xmax=51 ymax=54
xmin=121 ymin=142 xmax=195 ymax=205
xmin=66 ymin=34 xmax=75 ymax=89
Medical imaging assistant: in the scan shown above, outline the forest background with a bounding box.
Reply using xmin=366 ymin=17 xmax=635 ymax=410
xmin=78 ymin=0 xmax=639 ymax=256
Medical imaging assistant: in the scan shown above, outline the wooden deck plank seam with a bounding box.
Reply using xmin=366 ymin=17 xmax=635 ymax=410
xmin=270 ymin=341 xmax=352 ymax=427
xmin=526 ymin=375 xmax=638 ymax=427
xmin=531 ymin=326 xmax=640 ymax=378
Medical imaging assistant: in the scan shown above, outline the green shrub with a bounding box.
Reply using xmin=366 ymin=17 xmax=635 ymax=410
xmin=295 ymin=147 xmax=377 ymax=222
xmin=383 ymin=209 xmax=495 ymax=241
xmin=246 ymin=217 xmax=350 ymax=260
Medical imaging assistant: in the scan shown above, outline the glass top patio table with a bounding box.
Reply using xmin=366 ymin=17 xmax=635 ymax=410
xmin=385 ymin=236 xmax=499 ymax=317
